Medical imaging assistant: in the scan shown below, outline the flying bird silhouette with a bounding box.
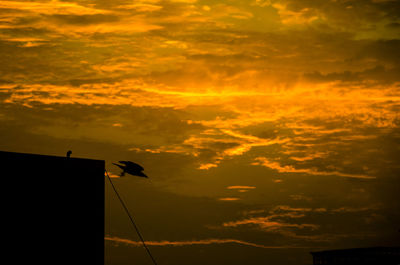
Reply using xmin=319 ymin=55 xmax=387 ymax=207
xmin=113 ymin=161 xmax=148 ymax=178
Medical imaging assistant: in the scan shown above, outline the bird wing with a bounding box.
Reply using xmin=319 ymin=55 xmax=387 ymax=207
xmin=119 ymin=161 xmax=144 ymax=171
xmin=125 ymin=170 xmax=148 ymax=178
xmin=112 ymin=163 xmax=126 ymax=170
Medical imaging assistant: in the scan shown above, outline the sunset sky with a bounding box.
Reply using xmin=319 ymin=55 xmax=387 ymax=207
xmin=1 ymin=0 xmax=400 ymax=264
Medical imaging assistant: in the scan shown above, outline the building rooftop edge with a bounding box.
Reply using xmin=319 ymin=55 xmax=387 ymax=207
xmin=0 ymin=150 xmax=105 ymax=163
xmin=310 ymin=246 xmax=400 ymax=255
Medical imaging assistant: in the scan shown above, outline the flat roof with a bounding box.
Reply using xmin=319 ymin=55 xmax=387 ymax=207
xmin=0 ymin=150 xmax=104 ymax=163
xmin=311 ymin=247 xmax=400 ymax=256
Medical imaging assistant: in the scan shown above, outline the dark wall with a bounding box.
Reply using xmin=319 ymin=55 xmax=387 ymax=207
xmin=0 ymin=151 xmax=104 ymax=264
xmin=311 ymin=247 xmax=400 ymax=265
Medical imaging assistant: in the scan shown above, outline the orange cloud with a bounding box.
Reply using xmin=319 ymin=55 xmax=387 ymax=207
xmin=219 ymin=197 xmax=240 ymax=201
xmin=253 ymin=157 xmax=375 ymax=179
xmin=105 ymin=236 xmax=307 ymax=249
xmin=198 ymin=163 xmax=219 ymax=170
xmin=0 ymin=1 xmax=109 ymax=15
xmin=272 ymin=3 xmax=321 ymax=25
xmin=224 ymin=218 xmax=318 ymax=230
xmin=106 ymin=172 xmax=121 ymax=178
xmin=227 ymin=186 xmax=256 ymax=190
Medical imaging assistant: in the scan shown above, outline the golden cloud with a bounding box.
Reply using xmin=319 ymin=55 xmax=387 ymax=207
xmin=105 ymin=236 xmax=307 ymax=249
xmin=253 ymin=157 xmax=375 ymax=179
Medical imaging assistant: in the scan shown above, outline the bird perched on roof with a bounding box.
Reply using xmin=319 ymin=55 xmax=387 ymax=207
xmin=67 ymin=150 xmax=72 ymax=158
xmin=112 ymin=161 xmax=148 ymax=178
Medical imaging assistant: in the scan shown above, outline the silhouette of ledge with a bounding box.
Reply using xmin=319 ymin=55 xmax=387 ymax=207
xmin=311 ymin=247 xmax=400 ymax=265
xmin=0 ymin=150 xmax=104 ymax=265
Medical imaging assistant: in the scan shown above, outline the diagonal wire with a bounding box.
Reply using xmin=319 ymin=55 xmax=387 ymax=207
xmin=105 ymin=170 xmax=158 ymax=265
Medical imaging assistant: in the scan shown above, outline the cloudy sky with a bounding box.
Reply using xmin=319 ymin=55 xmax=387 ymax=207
xmin=1 ymin=0 xmax=399 ymax=264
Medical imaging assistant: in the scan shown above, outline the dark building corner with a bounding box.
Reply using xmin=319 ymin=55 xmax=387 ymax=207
xmin=310 ymin=246 xmax=400 ymax=265
xmin=0 ymin=150 xmax=104 ymax=264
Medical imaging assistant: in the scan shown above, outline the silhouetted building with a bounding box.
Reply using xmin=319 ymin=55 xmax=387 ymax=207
xmin=311 ymin=247 xmax=400 ymax=265
xmin=0 ymin=151 xmax=104 ymax=265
